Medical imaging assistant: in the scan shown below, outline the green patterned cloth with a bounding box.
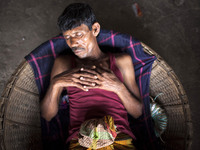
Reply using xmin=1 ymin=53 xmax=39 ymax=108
xmin=78 ymin=116 xmax=117 ymax=149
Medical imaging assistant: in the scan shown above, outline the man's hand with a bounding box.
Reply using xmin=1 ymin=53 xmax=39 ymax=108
xmin=41 ymin=65 xmax=99 ymax=121
xmin=51 ymin=66 xmax=99 ymax=91
xmin=79 ymin=66 xmax=125 ymax=93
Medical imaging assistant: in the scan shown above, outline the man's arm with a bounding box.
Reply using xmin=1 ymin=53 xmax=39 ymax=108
xmin=40 ymin=55 xmax=97 ymax=121
xmin=115 ymin=53 xmax=142 ymax=118
xmin=40 ymin=55 xmax=72 ymax=121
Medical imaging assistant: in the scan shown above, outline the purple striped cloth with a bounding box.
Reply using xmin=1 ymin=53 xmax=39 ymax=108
xmin=25 ymin=29 xmax=160 ymax=150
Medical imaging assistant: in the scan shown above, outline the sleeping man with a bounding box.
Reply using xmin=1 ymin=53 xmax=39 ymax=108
xmin=40 ymin=3 xmax=142 ymax=149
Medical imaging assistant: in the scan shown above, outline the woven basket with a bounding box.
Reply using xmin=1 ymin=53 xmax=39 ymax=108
xmin=0 ymin=43 xmax=192 ymax=150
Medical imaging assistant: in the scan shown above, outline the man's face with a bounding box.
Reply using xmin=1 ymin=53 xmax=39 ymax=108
xmin=63 ymin=24 xmax=97 ymax=59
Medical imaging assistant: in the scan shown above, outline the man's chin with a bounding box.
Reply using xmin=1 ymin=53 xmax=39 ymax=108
xmin=74 ymin=52 xmax=87 ymax=59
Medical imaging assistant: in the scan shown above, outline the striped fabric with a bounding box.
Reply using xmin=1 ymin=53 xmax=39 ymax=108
xmin=25 ymin=29 xmax=159 ymax=149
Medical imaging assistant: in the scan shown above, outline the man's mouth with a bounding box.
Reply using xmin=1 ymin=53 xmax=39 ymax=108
xmin=71 ymin=47 xmax=85 ymax=54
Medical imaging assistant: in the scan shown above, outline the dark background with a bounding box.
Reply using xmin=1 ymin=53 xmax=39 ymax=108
xmin=0 ymin=0 xmax=199 ymax=149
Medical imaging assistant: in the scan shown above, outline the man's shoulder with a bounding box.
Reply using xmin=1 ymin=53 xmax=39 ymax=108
xmin=51 ymin=55 xmax=74 ymax=77
xmin=54 ymin=54 xmax=75 ymax=68
xmin=54 ymin=55 xmax=72 ymax=63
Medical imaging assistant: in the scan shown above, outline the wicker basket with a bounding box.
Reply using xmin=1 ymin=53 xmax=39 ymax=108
xmin=0 ymin=43 xmax=192 ymax=150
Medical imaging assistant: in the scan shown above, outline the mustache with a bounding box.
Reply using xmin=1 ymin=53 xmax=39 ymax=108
xmin=71 ymin=47 xmax=85 ymax=52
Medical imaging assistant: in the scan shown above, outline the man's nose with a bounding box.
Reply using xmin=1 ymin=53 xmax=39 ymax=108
xmin=69 ymin=37 xmax=79 ymax=47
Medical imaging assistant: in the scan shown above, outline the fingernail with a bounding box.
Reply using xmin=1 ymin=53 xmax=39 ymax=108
xmin=80 ymin=77 xmax=84 ymax=80
xmin=83 ymin=85 xmax=87 ymax=88
xmin=92 ymin=65 xmax=96 ymax=69
xmin=80 ymin=68 xmax=84 ymax=71
xmin=85 ymin=89 xmax=89 ymax=91
xmin=92 ymin=83 xmax=95 ymax=86
xmin=94 ymin=76 xmax=98 ymax=79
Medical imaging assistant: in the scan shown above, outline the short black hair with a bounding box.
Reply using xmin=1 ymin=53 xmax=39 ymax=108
xmin=57 ymin=3 xmax=97 ymax=31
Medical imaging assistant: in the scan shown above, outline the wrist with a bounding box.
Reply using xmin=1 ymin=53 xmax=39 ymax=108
xmin=49 ymin=80 xmax=64 ymax=100
xmin=115 ymin=83 xmax=127 ymax=96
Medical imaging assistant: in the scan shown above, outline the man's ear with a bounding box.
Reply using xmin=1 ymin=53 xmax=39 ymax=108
xmin=92 ymin=22 xmax=100 ymax=37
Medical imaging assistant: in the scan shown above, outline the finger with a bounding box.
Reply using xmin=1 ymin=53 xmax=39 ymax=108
xmin=79 ymin=65 xmax=96 ymax=72
xmin=86 ymin=84 xmax=101 ymax=89
xmin=79 ymin=76 xmax=101 ymax=84
xmin=80 ymin=65 xmax=96 ymax=70
xmin=94 ymin=68 xmax=113 ymax=80
xmin=72 ymin=72 xmax=97 ymax=79
xmin=79 ymin=67 xmax=98 ymax=75
xmin=73 ymin=82 xmax=89 ymax=91
xmin=79 ymin=67 xmax=113 ymax=80
xmin=80 ymin=84 xmax=102 ymax=91
xmin=80 ymin=72 xmax=99 ymax=80
xmin=73 ymin=78 xmax=99 ymax=87
xmin=80 ymin=67 xmax=105 ymax=80
xmin=91 ymin=65 xmax=96 ymax=69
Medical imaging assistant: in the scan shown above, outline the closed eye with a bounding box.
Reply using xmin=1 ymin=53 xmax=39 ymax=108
xmin=64 ymin=35 xmax=70 ymax=40
xmin=76 ymin=32 xmax=83 ymax=37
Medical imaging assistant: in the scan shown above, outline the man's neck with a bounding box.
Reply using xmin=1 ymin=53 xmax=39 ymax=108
xmin=75 ymin=48 xmax=108 ymax=66
xmin=87 ymin=45 xmax=105 ymax=60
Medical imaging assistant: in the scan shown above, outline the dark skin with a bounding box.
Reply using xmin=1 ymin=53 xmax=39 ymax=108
xmin=40 ymin=23 xmax=142 ymax=121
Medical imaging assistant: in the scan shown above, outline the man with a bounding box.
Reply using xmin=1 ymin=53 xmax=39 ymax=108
xmin=40 ymin=3 xmax=142 ymax=149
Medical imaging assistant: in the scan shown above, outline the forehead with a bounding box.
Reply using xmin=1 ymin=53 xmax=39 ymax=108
xmin=63 ymin=24 xmax=90 ymax=35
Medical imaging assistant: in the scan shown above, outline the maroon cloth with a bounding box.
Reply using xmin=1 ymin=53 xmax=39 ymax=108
xmin=66 ymin=53 xmax=135 ymax=142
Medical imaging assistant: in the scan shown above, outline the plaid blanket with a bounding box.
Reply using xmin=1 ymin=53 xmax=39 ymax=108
xmin=25 ymin=29 xmax=159 ymax=150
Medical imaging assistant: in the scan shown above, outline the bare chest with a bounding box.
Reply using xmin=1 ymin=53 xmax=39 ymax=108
xmin=75 ymin=56 xmax=110 ymax=70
